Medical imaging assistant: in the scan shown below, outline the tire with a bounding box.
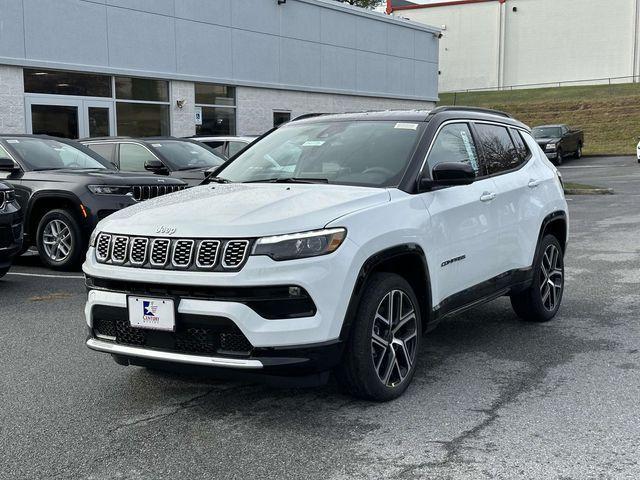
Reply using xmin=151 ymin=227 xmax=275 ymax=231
xmin=510 ymin=234 xmax=564 ymax=322
xmin=574 ymin=143 xmax=582 ymax=159
xmin=36 ymin=209 xmax=85 ymax=270
xmin=0 ymin=266 xmax=9 ymax=278
xmin=555 ymin=149 xmax=563 ymax=165
xmin=336 ymin=272 xmax=422 ymax=401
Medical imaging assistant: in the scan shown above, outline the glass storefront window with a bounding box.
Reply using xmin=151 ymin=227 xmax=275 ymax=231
xmin=24 ymin=69 xmax=112 ymax=97
xmin=196 ymin=107 xmax=237 ymax=136
xmin=116 ymin=103 xmax=169 ymax=137
xmin=195 ymin=83 xmax=235 ymax=106
xmin=115 ymin=77 xmax=169 ymax=102
xmin=31 ymin=105 xmax=79 ymax=139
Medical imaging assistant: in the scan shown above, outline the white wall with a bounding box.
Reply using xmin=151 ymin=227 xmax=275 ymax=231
xmin=236 ymin=86 xmax=435 ymax=135
xmin=397 ymin=0 xmax=640 ymax=92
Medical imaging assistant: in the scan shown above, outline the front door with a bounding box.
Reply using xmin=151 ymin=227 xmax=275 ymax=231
xmin=419 ymin=122 xmax=502 ymax=308
xmin=25 ymin=97 xmax=114 ymax=139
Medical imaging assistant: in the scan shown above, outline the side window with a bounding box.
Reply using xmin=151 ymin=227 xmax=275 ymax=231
xmin=119 ymin=143 xmax=158 ymax=172
xmin=510 ymin=129 xmax=531 ymax=163
xmin=0 ymin=144 xmax=13 ymax=161
xmin=228 ymin=141 xmax=246 ymax=157
xmin=203 ymin=141 xmax=225 ymax=155
xmin=426 ymin=123 xmax=480 ymax=175
xmin=87 ymin=143 xmax=115 ymax=164
xmin=475 ymin=123 xmax=519 ymax=175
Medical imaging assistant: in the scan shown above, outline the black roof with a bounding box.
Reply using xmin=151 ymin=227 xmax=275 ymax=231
xmin=291 ymin=107 xmax=529 ymax=130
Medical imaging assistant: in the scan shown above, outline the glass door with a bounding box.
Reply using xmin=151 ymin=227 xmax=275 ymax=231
xmin=25 ymin=97 xmax=114 ymax=139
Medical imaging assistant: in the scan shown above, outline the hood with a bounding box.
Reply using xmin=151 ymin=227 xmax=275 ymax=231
xmin=170 ymin=168 xmax=209 ymax=187
xmin=26 ymin=169 xmax=186 ymax=185
xmin=98 ymin=183 xmax=391 ymax=238
xmin=535 ymin=137 xmax=561 ymax=146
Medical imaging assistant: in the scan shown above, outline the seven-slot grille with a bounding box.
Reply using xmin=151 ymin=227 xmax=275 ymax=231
xmin=223 ymin=240 xmax=250 ymax=268
xmin=132 ymin=184 xmax=185 ymax=201
xmin=0 ymin=189 xmax=15 ymax=209
xmin=95 ymin=234 xmax=250 ymax=271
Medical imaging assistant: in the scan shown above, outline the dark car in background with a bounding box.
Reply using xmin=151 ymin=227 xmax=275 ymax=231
xmin=0 ymin=180 xmax=23 ymax=279
xmin=0 ymin=135 xmax=185 ymax=270
xmin=81 ymin=137 xmax=227 ymax=186
xmin=190 ymin=135 xmax=257 ymax=158
xmin=532 ymin=124 xmax=584 ymax=165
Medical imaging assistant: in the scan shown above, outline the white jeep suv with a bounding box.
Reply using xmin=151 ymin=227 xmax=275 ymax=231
xmin=83 ymin=107 xmax=568 ymax=401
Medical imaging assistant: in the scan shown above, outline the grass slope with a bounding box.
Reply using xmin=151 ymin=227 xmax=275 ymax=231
xmin=439 ymin=83 xmax=640 ymax=155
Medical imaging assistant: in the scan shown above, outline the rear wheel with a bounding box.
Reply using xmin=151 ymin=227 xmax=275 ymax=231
xmin=511 ymin=234 xmax=564 ymax=322
xmin=36 ymin=209 xmax=84 ymax=270
xmin=574 ymin=143 xmax=582 ymax=159
xmin=336 ymin=273 xmax=422 ymax=401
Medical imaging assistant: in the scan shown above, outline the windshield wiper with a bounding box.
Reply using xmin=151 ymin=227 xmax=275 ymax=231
xmin=244 ymin=177 xmax=330 ymax=184
xmin=206 ymin=176 xmax=232 ymax=184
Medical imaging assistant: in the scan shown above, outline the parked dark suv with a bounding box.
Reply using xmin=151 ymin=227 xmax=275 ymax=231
xmin=0 ymin=180 xmax=23 ymax=278
xmin=0 ymin=135 xmax=186 ymax=270
xmin=81 ymin=137 xmax=227 ymax=187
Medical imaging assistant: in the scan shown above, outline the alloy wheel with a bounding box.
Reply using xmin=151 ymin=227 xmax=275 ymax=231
xmin=42 ymin=219 xmax=73 ymax=262
xmin=540 ymin=244 xmax=563 ymax=311
xmin=371 ymin=289 xmax=418 ymax=388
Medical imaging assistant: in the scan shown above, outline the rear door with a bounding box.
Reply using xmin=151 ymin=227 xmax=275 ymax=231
xmin=419 ymin=122 xmax=502 ymax=307
xmin=474 ymin=123 xmax=544 ymax=272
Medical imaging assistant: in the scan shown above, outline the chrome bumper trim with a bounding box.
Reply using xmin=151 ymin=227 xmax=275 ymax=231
xmin=86 ymin=338 xmax=263 ymax=369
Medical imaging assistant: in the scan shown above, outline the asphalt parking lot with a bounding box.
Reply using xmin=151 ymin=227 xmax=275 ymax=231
xmin=1 ymin=156 xmax=639 ymax=480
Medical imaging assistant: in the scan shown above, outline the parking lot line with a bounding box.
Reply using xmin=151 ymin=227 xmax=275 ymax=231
xmin=7 ymin=272 xmax=84 ymax=280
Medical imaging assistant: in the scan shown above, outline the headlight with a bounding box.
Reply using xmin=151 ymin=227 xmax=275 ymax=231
xmin=89 ymin=229 xmax=99 ymax=248
xmin=253 ymin=228 xmax=346 ymax=261
xmin=88 ymin=185 xmax=132 ymax=195
xmin=546 ymin=143 xmax=557 ymax=150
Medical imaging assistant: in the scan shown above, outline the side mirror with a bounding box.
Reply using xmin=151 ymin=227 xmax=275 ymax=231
xmin=419 ymin=162 xmax=476 ymax=191
xmin=144 ymin=159 xmax=168 ymax=174
xmin=0 ymin=157 xmax=19 ymax=173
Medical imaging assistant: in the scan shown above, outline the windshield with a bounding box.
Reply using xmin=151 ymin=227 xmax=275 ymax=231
xmin=6 ymin=138 xmax=111 ymax=171
xmin=215 ymin=121 xmax=425 ymax=187
xmin=532 ymin=127 xmax=562 ymax=139
xmin=151 ymin=140 xmax=226 ymax=170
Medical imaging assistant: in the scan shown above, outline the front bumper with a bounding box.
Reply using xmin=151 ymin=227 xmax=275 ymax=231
xmin=544 ymin=151 xmax=558 ymax=159
xmin=0 ymin=205 xmax=23 ymax=267
xmin=83 ymin=239 xmax=360 ymax=372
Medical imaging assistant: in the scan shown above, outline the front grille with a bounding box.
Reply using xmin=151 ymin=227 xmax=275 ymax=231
xmin=111 ymin=236 xmax=129 ymax=264
xmin=96 ymin=235 xmax=252 ymax=272
xmin=132 ymin=184 xmax=185 ymax=202
xmin=172 ymin=240 xmax=194 ymax=268
xmin=196 ymin=240 xmax=220 ymax=269
xmin=92 ymin=306 xmax=254 ymax=357
xmin=150 ymin=239 xmax=171 ymax=266
xmin=129 ymin=238 xmax=149 ymax=266
xmin=222 ymin=240 xmax=250 ymax=268
xmin=0 ymin=191 xmax=5 ymax=209
xmin=96 ymin=233 xmax=111 ymax=261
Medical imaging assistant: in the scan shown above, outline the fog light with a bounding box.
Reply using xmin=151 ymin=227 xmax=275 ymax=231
xmin=289 ymin=286 xmax=301 ymax=297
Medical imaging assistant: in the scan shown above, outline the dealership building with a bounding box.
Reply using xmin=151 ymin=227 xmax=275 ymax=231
xmin=0 ymin=0 xmax=439 ymax=140
xmin=389 ymin=0 xmax=640 ymax=92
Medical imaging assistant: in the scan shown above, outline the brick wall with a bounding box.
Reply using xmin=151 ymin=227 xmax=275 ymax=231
xmin=0 ymin=65 xmax=25 ymax=134
xmin=170 ymin=80 xmax=195 ymax=138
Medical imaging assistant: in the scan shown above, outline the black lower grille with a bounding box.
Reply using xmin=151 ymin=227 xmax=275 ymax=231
xmin=92 ymin=306 xmax=254 ymax=356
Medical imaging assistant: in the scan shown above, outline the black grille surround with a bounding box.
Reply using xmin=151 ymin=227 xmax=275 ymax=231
xmin=95 ymin=233 xmax=252 ymax=272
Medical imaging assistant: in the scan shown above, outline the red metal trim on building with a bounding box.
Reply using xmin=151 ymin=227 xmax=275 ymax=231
xmin=390 ymin=0 xmax=504 ymax=12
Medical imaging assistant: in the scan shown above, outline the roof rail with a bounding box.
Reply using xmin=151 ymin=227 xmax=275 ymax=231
xmin=291 ymin=113 xmax=328 ymax=122
xmin=429 ymin=106 xmax=512 ymax=118
xmin=78 ymin=136 xmax=132 ymax=142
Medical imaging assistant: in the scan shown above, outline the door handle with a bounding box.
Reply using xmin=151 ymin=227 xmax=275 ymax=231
xmin=528 ymin=179 xmax=541 ymax=188
xmin=480 ymin=191 xmax=497 ymax=202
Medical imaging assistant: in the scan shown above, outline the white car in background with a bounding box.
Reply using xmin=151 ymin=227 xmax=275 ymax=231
xmin=191 ymin=136 xmax=257 ymax=158
xmin=636 ymin=139 xmax=640 ymax=163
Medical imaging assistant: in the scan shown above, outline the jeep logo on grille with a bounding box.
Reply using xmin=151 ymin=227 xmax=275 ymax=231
xmin=156 ymin=226 xmax=177 ymax=235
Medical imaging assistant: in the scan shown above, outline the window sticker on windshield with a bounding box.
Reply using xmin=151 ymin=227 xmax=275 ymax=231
xmin=6 ymin=139 xmax=19 ymax=144
xmin=151 ymin=143 xmax=162 ymax=147
xmin=460 ymin=130 xmax=479 ymax=172
xmin=302 ymin=141 xmax=325 ymax=147
xmin=394 ymin=123 xmax=418 ymax=130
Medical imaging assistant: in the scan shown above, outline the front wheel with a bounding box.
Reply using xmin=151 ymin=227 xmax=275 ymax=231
xmin=511 ymin=234 xmax=565 ymax=322
xmin=336 ymin=273 xmax=422 ymax=401
xmin=574 ymin=144 xmax=583 ymax=159
xmin=0 ymin=266 xmax=9 ymax=278
xmin=555 ymin=149 xmax=563 ymax=165
xmin=36 ymin=209 xmax=84 ymax=270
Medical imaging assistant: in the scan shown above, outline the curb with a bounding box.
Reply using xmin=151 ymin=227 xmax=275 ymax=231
xmin=564 ymin=188 xmax=614 ymax=195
